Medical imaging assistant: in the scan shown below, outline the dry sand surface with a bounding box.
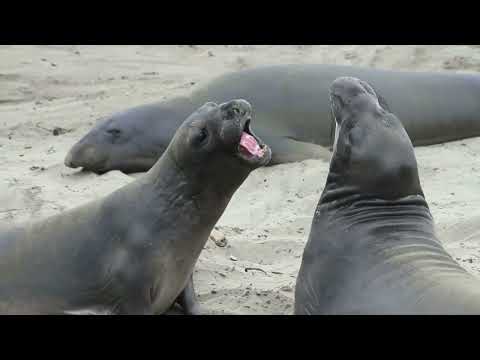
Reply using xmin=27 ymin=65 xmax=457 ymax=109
xmin=2 ymin=45 xmax=480 ymax=315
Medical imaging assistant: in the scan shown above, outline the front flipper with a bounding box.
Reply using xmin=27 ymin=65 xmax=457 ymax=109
xmin=174 ymin=274 xmax=202 ymax=315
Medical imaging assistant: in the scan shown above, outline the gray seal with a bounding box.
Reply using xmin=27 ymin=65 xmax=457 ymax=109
xmin=0 ymin=99 xmax=271 ymax=315
xmin=294 ymin=77 xmax=480 ymax=315
xmin=65 ymin=64 xmax=480 ymax=174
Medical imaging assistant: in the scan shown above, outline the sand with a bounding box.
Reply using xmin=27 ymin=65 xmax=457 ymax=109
xmin=1 ymin=45 xmax=480 ymax=315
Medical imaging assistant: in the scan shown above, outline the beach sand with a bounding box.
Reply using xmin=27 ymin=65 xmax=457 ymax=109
xmin=1 ymin=45 xmax=480 ymax=314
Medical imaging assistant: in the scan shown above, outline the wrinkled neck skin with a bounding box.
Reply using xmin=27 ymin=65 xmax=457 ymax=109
xmin=316 ymin=171 xmax=437 ymax=251
xmin=144 ymin=149 xmax=251 ymax=231
xmin=303 ymin=174 xmax=480 ymax=314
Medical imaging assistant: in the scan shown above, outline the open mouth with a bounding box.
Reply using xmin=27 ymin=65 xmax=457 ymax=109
xmin=237 ymin=119 xmax=269 ymax=163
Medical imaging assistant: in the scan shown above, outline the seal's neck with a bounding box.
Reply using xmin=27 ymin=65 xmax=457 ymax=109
xmin=145 ymin=151 xmax=203 ymax=202
xmin=144 ymin=149 xmax=250 ymax=225
xmin=317 ymin=180 xmax=435 ymax=241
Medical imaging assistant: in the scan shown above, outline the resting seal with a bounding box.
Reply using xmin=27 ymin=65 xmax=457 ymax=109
xmin=0 ymin=99 xmax=271 ymax=314
xmin=65 ymin=64 xmax=480 ymax=174
xmin=294 ymin=77 xmax=480 ymax=315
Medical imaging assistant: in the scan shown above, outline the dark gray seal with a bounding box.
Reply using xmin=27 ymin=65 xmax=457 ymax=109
xmin=294 ymin=76 xmax=480 ymax=315
xmin=65 ymin=64 xmax=480 ymax=174
xmin=0 ymin=99 xmax=271 ymax=315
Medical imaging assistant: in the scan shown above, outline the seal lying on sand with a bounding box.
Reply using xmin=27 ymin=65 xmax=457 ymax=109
xmin=294 ymin=77 xmax=480 ymax=315
xmin=0 ymin=99 xmax=271 ymax=315
xmin=65 ymin=64 xmax=480 ymax=174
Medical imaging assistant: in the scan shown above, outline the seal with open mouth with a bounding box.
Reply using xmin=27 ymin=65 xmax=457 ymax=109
xmin=0 ymin=99 xmax=270 ymax=315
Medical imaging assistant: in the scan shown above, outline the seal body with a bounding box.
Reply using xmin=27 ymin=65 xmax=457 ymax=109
xmin=65 ymin=64 xmax=480 ymax=174
xmin=294 ymin=77 xmax=480 ymax=315
xmin=0 ymin=99 xmax=271 ymax=314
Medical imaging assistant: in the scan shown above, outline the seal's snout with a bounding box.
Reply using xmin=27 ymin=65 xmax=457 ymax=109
xmin=64 ymin=151 xmax=78 ymax=168
xmin=220 ymin=99 xmax=252 ymax=119
xmin=64 ymin=142 xmax=108 ymax=172
xmin=214 ymin=99 xmax=270 ymax=166
xmin=232 ymin=99 xmax=252 ymax=114
xmin=331 ymin=76 xmax=379 ymax=103
xmin=331 ymin=76 xmax=367 ymax=99
xmin=329 ymin=76 xmax=383 ymax=124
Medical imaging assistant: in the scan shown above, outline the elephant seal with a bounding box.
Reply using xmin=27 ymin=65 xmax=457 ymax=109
xmin=65 ymin=64 xmax=480 ymax=174
xmin=0 ymin=99 xmax=271 ymax=314
xmin=294 ymin=77 xmax=480 ymax=315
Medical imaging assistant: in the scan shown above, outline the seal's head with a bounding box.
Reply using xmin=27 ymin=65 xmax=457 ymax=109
xmin=162 ymin=99 xmax=271 ymax=192
xmin=326 ymin=76 xmax=422 ymax=200
xmin=64 ymin=104 xmax=181 ymax=174
xmin=168 ymin=99 xmax=271 ymax=169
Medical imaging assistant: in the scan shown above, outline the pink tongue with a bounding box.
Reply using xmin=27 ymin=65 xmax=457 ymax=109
xmin=240 ymin=132 xmax=264 ymax=157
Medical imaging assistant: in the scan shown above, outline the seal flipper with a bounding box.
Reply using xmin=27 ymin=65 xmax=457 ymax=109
xmin=174 ymin=274 xmax=202 ymax=315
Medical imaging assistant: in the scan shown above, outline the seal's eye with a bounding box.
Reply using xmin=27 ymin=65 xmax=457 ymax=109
xmin=195 ymin=128 xmax=208 ymax=146
xmin=107 ymin=129 xmax=121 ymax=137
xmin=233 ymin=107 xmax=240 ymax=115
